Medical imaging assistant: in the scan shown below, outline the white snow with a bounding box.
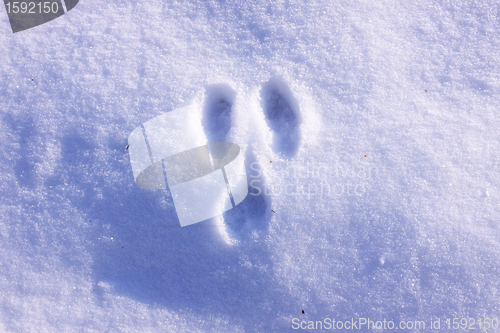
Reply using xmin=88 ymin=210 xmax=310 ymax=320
xmin=1 ymin=0 xmax=500 ymax=331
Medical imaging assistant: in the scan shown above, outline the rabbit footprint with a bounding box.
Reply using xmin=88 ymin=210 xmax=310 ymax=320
xmin=260 ymin=78 xmax=301 ymax=158
xmin=218 ymin=79 xmax=303 ymax=240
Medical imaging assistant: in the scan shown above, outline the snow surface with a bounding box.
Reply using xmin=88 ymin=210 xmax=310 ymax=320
xmin=1 ymin=0 xmax=500 ymax=332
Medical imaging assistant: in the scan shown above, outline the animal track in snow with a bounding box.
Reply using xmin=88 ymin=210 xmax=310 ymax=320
xmin=204 ymin=79 xmax=304 ymax=240
xmin=202 ymin=84 xmax=236 ymax=143
xmin=177 ymin=78 xmax=312 ymax=240
xmin=260 ymin=78 xmax=302 ymax=158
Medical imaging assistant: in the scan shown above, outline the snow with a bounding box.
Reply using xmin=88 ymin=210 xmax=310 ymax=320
xmin=1 ymin=0 xmax=500 ymax=331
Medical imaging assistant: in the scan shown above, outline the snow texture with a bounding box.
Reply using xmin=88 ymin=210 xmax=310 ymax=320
xmin=1 ymin=0 xmax=500 ymax=332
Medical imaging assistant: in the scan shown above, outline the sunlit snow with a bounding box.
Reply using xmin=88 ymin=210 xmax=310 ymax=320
xmin=0 ymin=0 xmax=499 ymax=332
